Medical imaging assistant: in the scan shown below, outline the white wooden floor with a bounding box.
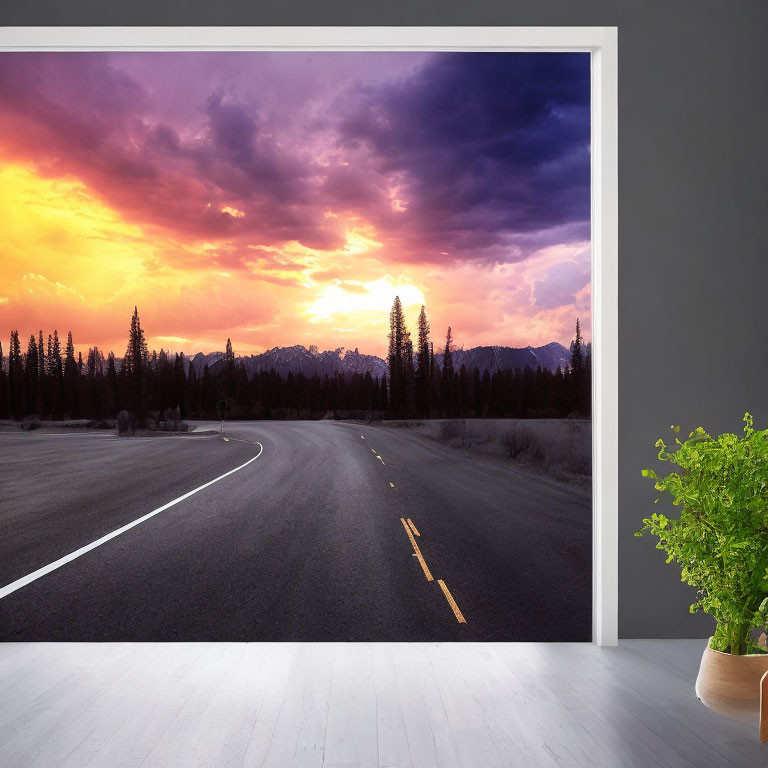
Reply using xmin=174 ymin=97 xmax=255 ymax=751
xmin=0 ymin=640 xmax=765 ymax=767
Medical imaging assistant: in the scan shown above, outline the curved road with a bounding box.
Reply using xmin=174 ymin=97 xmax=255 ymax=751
xmin=0 ymin=421 xmax=591 ymax=641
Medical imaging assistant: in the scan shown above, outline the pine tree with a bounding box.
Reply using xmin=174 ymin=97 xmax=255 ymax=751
xmin=106 ymin=352 xmax=118 ymax=414
xmin=404 ymin=334 xmax=415 ymax=415
xmin=63 ymin=331 xmax=78 ymax=417
xmin=85 ymin=347 xmax=105 ymax=419
xmin=583 ymin=342 xmax=592 ymax=417
xmin=37 ymin=330 xmax=46 ymax=416
xmin=0 ymin=340 xmax=7 ymax=419
xmin=387 ymin=296 xmax=412 ymax=417
xmin=37 ymin=330 xmax=45 ymax=375
xmin=86 ymin=348 xmax=98 ymax=378
xmin=429 ymin=341 xmax=437 ymax=406
xmin=416 ymin=306 xmax=430 ymax=369
xmin=442 ymin=327 xmax=454 ymax=377
xmin=416 ymin=305 xmax=432 ymax=416
xmin=65 ymin=332 xmax=75 ymax=364
xmin=223 ymin=337 xmax=235 ymax=398
xmin=154 ymin=348 xmax=172 ymax=414
xmin=570 ymin=318 xmax=584 ymax=373
xmin=48 ymin=330 xmax=63 ymax=418
xmin=569 ymin=318 xmax=585 ymax=416
xmin=124 ymin=306 xmax=148 ymax=419
xmin=174 ymin=354 xmax=187 ymax=418
xmin=24 ymin=334 xmax=39 ymax=416
xmin=441 ymin=327 xmax=455 ymax=416
xmin=49 ymin=330 xmax=63 ymax=379
xmin=8 ymin=331 xmax=24 ymax=420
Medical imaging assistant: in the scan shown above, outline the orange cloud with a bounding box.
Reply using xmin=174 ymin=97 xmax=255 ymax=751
xmin=0 ymin=161 xmax=588 ymax=359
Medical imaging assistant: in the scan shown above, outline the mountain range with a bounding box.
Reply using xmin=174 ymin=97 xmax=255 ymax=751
xmin=187 ymin=342 xmax=572 ymax=379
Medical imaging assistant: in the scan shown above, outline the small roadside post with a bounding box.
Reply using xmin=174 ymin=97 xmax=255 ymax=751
xmin=216 ymin=398 xmax=229 ymax=438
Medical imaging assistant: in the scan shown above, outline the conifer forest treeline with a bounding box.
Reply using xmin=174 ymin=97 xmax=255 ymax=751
xmin=0 ymin=300 xmax=591 ymax=424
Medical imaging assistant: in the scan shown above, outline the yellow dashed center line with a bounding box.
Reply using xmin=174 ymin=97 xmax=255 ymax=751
xmin=400 ymin=518 xmax=433 ymax=581
xmin=438 ymin=580 xmax=467 ymax=624
xmin=374 ymin=440 xmax=467 ymax=625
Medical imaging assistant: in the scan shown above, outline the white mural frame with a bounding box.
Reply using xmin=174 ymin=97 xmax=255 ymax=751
xmin=0 ymin=26 xmax=619 ymax=645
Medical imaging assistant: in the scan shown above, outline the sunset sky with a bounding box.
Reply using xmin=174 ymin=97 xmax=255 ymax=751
xmin=0 ymin=52 xmax=591 ymax=358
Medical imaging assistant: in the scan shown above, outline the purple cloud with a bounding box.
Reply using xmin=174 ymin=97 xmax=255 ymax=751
xmin=0 ymin=51 xmax=590 ymax=268
xmin=533 ymin=258 xmax=591 ymax=309
xmin=335 ymin=53 xmax=591 ymax=262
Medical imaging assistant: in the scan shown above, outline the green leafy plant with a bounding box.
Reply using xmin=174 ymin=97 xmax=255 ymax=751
xmin=754 ymin=597 xmax=768 ymax=652
xmin=636 ymin=413 xmax=768 ymax=654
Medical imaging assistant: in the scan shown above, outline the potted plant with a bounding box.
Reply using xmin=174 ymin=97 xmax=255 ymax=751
xmin=637 ymin=413 xmax=768 ymax=735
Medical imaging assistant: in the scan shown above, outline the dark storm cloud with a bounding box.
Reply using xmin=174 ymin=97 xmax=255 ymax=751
xmin=200 ymin=93 xmax=309 ymax=202
xmin=0 ymin=52 xmax=590 ymax=266
xmin=336 ymin=52 xmax=591 ymax=261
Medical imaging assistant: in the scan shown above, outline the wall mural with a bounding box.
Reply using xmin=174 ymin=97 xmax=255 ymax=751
xmin=0 ymin=51 xmax=592 ymax=640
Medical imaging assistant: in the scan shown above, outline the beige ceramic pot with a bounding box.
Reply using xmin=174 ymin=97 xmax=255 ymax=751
xmin=695 ymin=637 xmax=768 ymax=723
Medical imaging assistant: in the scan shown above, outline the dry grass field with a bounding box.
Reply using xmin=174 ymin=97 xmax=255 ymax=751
xmin=382 ymin=418 xmax=592 ymax=482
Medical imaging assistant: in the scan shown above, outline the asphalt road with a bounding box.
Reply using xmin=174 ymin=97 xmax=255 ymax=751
xmin=0 ymin=421 xmax=591 ymax=641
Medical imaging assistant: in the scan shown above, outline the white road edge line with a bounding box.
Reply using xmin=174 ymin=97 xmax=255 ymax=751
xmin=0 ymin=433 xmax=217 ymax=440
xmin=0 ymin=442 xmax=264 ymax=601
xmin=0 ymin=432 xmax=117 ymax=437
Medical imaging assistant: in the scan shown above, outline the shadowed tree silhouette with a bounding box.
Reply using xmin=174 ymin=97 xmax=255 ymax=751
xmin=0 ymin=341 xmax=7 ymax=419
xmin=123 ymin=306 xmax=148 ymax=421
xmin=6 ymin=303 xmax=589 ymax=423
xmin=387 ymin=296 xmax=413 ymax=418
xmin=441 ymin=326 xmax=455 ymax=416
xmin=8 ymin=331 xmax=24 ymax=420
xmin=416 ymin=305 xmax=432 ymax=416
xmin=24 ymin=334 xmax=38 ymax=417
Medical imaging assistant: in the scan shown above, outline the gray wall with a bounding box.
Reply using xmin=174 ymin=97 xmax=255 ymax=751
xmin=3 ymin=1 xmax=767 ymax=638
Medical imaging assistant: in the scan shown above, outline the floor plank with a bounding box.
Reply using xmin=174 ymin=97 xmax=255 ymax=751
xmin=1 ymin=641 xmax=766 ymax=767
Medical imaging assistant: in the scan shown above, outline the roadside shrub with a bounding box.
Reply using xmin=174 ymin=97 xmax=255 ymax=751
xmin=501 ymin=425 xmax=531 ymax=458
xmin=117 ymin=410 xmax=133 ymax=435
xmin=149 ymin=408 xmax=189 ymax=432
xmin=86 ymin=419 xmax=115 ymax=430
xmin=438 ymin=420 xmax=466 ymax=441
xmin=418 ymin=418 xmax=592 ymax=479
xmin=500 ymin=422 xmax=590 ymax=476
